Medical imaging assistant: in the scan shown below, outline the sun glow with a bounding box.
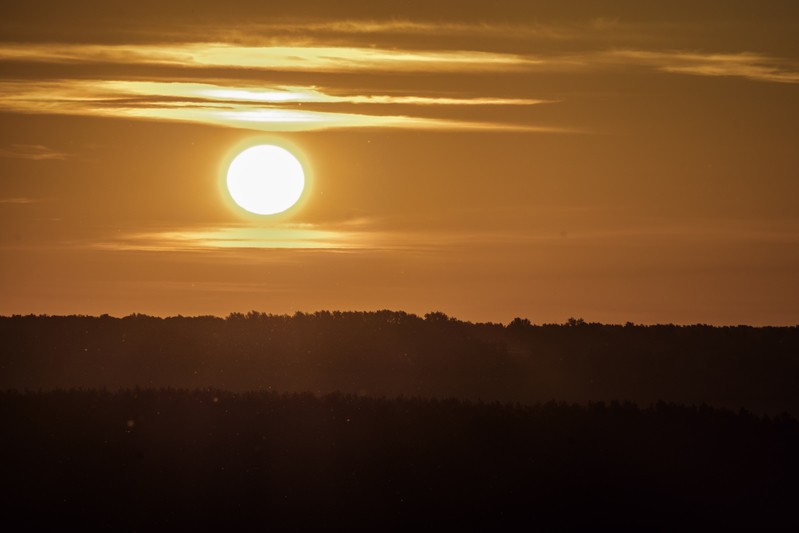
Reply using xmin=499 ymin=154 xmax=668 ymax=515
xmin=226 ymin=145 xmax=305 ymax=215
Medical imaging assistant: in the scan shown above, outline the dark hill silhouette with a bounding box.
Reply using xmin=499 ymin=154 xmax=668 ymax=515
xmin=2 ymin=311 xmax=798 ymax=415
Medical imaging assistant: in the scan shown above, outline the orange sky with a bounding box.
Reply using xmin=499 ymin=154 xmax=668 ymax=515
xmin=1 ymin=1 xmax=798 ymax=324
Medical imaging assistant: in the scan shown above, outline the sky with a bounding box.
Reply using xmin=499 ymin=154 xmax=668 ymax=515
xmin=1 ymin=0 xmax=798 ymax=324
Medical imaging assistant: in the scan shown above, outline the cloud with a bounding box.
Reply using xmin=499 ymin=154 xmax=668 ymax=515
xmin=0 ymin=43 xmax=542 ymax=73
xmin=87 ymin=215 xmax=799 ymax=257
xmin=88 ymin=218 xmax=477 ymax=254
xmin=0 ymin=79 xmax=565 ymax=133
xmin=0 ymin=144 xmax=71 ymax=160
xmin=607 ymin=50 xmax=799 ymax=84
xmin=0 ymin=197 xmax=46 ymax=204
xmin=6 ymin=41 xmax=797 ymax=85
xmin=4 ymin=40 xmax=794 ymax=137
xmin=90 ymin=80 xmax=548 ymax=108
xmin=232 ymin=19 xmax=575 ymax=38
xmin=189 ymin=84 xmax=549 ymax=106
xmin=196 ymin=19 xmax=600 ymax=46
xmin=92 ymin=224 xmax=374 ymax=252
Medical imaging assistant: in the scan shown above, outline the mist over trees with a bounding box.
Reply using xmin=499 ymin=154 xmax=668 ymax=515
xmin=3 ymin=311 xmax=798 ymax=415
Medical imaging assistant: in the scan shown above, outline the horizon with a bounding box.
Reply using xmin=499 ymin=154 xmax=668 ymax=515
xmin=2 ymin=309 xmax=796 ymax=328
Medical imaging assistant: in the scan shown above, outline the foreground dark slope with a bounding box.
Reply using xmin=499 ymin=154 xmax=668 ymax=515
xmin=2 ymin=311 xmax=798 ymax=414
xmin=2 ymin=390 xmax=797 ymax=529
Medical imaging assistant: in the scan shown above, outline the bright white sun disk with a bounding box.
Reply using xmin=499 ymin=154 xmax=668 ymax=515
xmin=226 ymin=145 xmax=305 ymax=215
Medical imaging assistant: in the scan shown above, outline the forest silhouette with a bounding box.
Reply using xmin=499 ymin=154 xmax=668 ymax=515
xmin=3 ymin=311 xmax=798 ymax=414
xmin=2 ymin=311 xmax=798 ymax=528
xmin=2 ymin=389 xmax=797 ymax=529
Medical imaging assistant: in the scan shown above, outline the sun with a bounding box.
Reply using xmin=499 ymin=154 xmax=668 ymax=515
xmin=226 ymin=145 xmax=305 ymax=215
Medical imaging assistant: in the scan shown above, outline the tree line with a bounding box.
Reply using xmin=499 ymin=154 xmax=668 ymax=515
xmin=2 ymin=311 xmax=798 ymax=414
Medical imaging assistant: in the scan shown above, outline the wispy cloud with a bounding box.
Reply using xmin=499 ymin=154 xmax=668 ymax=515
xmin=0 ymin=43 xmax=542 ymax=72
xmin=92 ymin=224 xmax=374 ymax=252
xmin=3 ymin=40 xmax=793 ymax=137
xmin=0 ymin=42 xmax=555 ymax=131
xmin=5 ymin=41 xmax=797 ymax=85
xmin=178 ymin=83 xmax=549 ymax=106
xmin=0 ymin=144 xmax=71 ymax=160
xmin=0 ymin=196 xmax=46 ymax=204
xmin=607 ymin=50 xmax=799 ymax=84
xmin=88 ymin=215 xmax=799 ymax=256
xmin=90 ymin=80 xmax=548 ymax=108
xmin=190 ymin=19 xmax=613 ymax=46
xmin=0 ymin=79 xmax=563 ymax=132
xmin=89 ymin=217 xmax=469 ymax=253
xmin=231 ymin=19 xmax=580 ymax=38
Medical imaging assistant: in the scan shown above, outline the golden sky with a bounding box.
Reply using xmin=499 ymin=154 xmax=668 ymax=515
xmin=1 ymin=1 xmax=798 ymax=324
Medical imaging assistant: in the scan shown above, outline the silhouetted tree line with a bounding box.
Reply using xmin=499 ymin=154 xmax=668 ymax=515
xmin=1 ymin=389 xmax=796 ymax=529
xmin=2 ymin=311 xmax=798 ymax=414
